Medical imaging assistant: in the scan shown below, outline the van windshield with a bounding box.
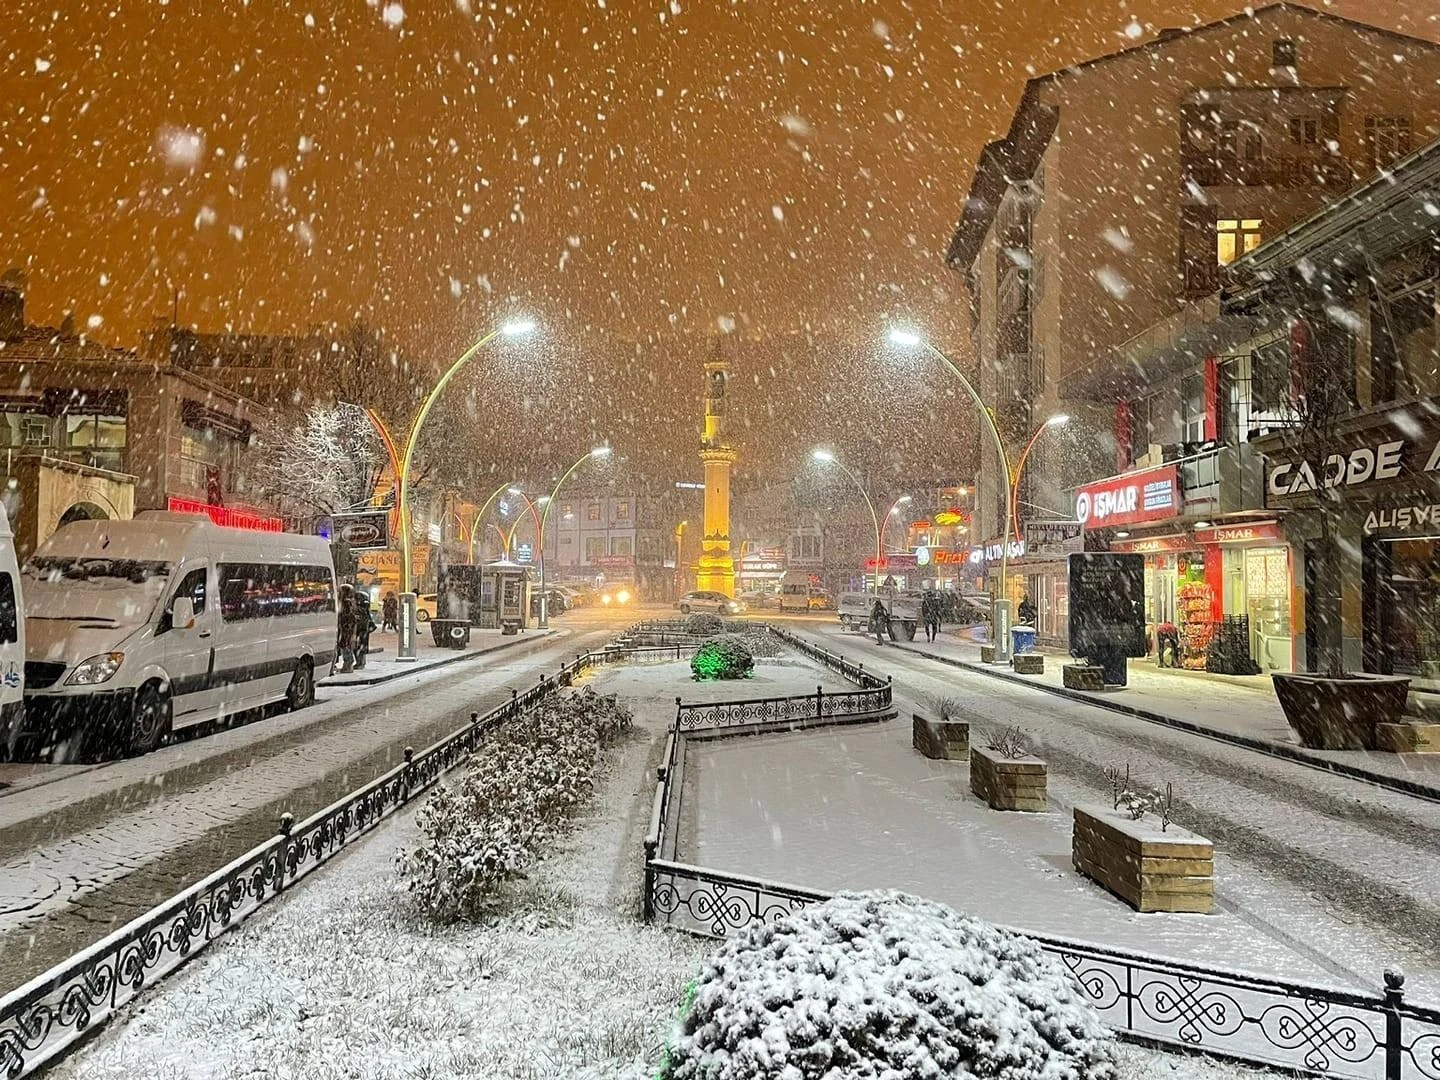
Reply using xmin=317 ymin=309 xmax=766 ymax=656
xmin=23 ymin=557 xmax=173 ymax=624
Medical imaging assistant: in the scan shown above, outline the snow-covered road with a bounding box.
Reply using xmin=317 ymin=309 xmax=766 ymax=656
xmin=0 ymin=617 xmax=624 ymax=991
xmin=692 ymin=622 xmax=1440 ymax=999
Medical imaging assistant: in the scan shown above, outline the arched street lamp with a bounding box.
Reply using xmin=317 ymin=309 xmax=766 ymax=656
xmin=1011 ymin=414 xmax=1069 ymax=541
xmin=812 ymin=449 xmax=882 ymax=597
xmin=887 ymin=327 xmax=1016 ymax=661
xmin=536 ymin=446 xmax=612 ymax=627
xmin=395 ymin=319 xmax=535 ymax=598
xmin=884 ymin=494 xmax=912 ymax=556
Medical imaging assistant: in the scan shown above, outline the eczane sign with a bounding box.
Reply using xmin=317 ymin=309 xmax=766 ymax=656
xmin=1075 ymin=465 xmax=1181 ymax=529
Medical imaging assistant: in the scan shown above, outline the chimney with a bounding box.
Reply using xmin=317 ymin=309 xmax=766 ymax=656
xmin=0 ymin=269 xmax=26 ymax=339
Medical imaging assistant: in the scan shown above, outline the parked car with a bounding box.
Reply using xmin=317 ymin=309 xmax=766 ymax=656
xmin=15 ymin=510 xmax=335 ymax=761
xmin=676 ymin=590 xmax=745 ymax=615
xmin=530 ymin=587 xmax=569 ymax=618
xmin=0 ymin=505 xmax=26 ymax=761
xmin=415 ymin=594 xmax=437 ymax=622
xmin=739 ymin=590 xmax=775 ymax=610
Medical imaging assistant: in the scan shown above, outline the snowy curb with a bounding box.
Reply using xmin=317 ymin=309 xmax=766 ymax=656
xmin=317 ymin=628 xmax=556 ymax=687
xmin=892 ymin=641 xmax=1440 ymax=805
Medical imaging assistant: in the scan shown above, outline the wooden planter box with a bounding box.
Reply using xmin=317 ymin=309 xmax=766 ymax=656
xmin=1272 ymin=672 xmax=1410 ymax=750
xmin=1072 ymin=804 xmax=1213 ymax=914
xmin=1376 ymin=722 xmax=1440 ymax=753
xmin=912 ymin=712 xmax=969 ymax=760
xmin=1063 ymin=664 xmax=1105 ymax=690
xmin=1013 ymin=654 xmax=1044 ymax=675
xmin=969 ymin=745 xmax=1047 ymax=811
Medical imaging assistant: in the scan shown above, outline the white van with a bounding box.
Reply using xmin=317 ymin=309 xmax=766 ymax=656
xmin=0 ymin=505 xmax=26 ymax=759
xmin=18 ymin=511 xmax=336 ymax=761
xmin=777 ymin=571 xmax=813 ymax=614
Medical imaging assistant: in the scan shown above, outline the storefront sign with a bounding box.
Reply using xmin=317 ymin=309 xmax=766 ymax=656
xmin=1024 ymin=521 xmax=1083 ymax=556
xmin=1112 ymin=534 xmax=1192 ymax=554
xmin=934 ymin=509 xmax=968 ymax=526
xmin=1194 ymin=521 xmax=1282 ymax=545
xmin=931 ymin=550 xmax=971 ymax=565
xmin=1266 ymin=440 xmax=1408 ymax=499
xmin=865 ymin=554 xmax=918 ymax=571
xmin=911 ymin=520 xmax=932 ymax=530
xmin=332 ymin=510 xmax=390 ymax=551
xmin=1074 ymin=465 xmax=1181 ymax=529
xmin=1363 ymin=503 xmax=1440 ymax=535
xmin=167 ymin=497 xmax=284 ymax=532
xmin=968 ymin=538 xmax=1027 ymax=564
xmin=591 ymin=555 xmax=634 ymax=570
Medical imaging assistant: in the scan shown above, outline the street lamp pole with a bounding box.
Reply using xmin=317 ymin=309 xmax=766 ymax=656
xmin=1010 ymin=414 xmax=1069 ymax=541
xmin=468 ymin=479 xmax=522 ymax=564
xmin=536 ymin=447 xmax=611 ymax=628
xmin=674 ymin=520 xmax=688 ymax=599
xmin=884 ymin=495 xmax=912 ymax=564
xmin=812 ymin=450 xmax=881 ymax=597
xmin=888 ymin=329 xmax=1014 ymax=662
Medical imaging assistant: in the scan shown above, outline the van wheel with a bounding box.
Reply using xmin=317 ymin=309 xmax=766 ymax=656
xmin=680 ymin=604 xmax=691 ymax=614
xmin=127 ymin=684 xmax=170 ymax=757
xmin=286 ymin=660 xmax=314 ymax=711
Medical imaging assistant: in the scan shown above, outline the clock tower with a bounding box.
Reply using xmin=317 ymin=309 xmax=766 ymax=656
xmin=694 ymin=348 xmax=737 ymax=596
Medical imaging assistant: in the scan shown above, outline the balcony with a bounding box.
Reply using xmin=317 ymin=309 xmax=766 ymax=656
xmin=1169 ymin=443 xmax=1264 ymax=517
xmin=1183 ymin=154 xmax=1353 ymax=189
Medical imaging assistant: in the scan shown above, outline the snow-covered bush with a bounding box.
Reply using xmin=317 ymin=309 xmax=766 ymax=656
xmin=662 ymin=891 xmax=1117 ymax=1080
xmin=684 ymin=612 xmax=725 ymax=637
xmin=691 ymin=635 xmax=754 ymax=680
xmin=398 ymin=687 xmax=634 ymax=921
xmin=719 ymin=626 xmax=783 ymax=658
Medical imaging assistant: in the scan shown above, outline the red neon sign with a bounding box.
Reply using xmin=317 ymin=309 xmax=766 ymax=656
xmin=168 ymin=497 xmax=285 ymax=532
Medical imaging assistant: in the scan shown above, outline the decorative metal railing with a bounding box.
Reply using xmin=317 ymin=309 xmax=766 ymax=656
xmin=641 ymin=860 xmax=1440 ymax=1080
xmin=0 ymin=640 xmax=667 ymax=1079
xmin=769 ymin=625 xmax=887 ymax=689
xmin=675 ymin=682 xmax=893 ymax=732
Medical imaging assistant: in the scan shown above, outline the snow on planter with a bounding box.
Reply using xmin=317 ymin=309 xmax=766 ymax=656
xmin=690 ymin=635 xmax=755 ymax=680
xmin=662 ymin=890 xmax=1117 ymax=1080
xmin=684 ymin=612 xmax=726 ymax=637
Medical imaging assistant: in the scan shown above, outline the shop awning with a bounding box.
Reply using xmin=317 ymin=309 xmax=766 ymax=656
xmin=1061 ymin=293 xmax=1275 ymax=402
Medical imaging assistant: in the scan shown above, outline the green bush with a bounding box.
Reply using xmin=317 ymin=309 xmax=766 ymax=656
xmin=690 ymin=635 xmax=754 ymax=680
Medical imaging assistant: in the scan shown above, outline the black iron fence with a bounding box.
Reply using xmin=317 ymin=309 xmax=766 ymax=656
xmin=675 ymin=682 xmax=893 ymax=732
xmin=0 ymin=642 xmax=665 ymax=1079
xmin=770 ymin=624 xmax=887 ymax=689
xmin=641 ymin=860 xmax=1440 ymax=1080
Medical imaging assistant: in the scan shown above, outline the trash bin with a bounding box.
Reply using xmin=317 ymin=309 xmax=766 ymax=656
xmin=1010 ymin=625 xmax=1037 ymax=656
xmin=431 ymin=619 xmax=472 ymax=649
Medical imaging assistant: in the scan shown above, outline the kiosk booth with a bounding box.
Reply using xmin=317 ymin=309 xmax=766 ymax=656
xmin=434 ymin=559 xmax=534 ymax=639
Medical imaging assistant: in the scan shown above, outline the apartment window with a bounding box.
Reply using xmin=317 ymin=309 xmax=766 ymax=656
xmin=1181 ymin=373 xmax=1208 ymax=443
xmin=1217 ymin=219 xmax=1263 ymax=266
xmin=1367 ymin=116 xmax=1412 ymax=171
xmin=1272 ymin=39 xmax=1297 ymax=67
xmin=584 ymin=536 xmax=606 ymax=559
xmin=1221 ymin=121 xmax=1263 ymax=164
xmin=613 ymin=501 xmax=630 ymax=520
xmin=1288 ymin=116 xmax=1319 ymax=146
xmin=586 ymin=503 xmax=601 ymax=522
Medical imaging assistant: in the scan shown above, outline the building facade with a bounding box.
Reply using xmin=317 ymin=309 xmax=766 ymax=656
xmin=948 ymin=3 xmax=1440 ymax=666
xmin=0 ymin=273 xmax=281 ymax=556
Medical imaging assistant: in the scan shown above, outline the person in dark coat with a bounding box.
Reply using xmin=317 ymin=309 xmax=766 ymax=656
xmin=381 ymin=591 xmax=398 ymax=632
xmin=870 ymin=597 xmax=890 ymax=645
xmin=922 ymin=592 xmax=943 ymax=642
xmin=337 ymin=584 xmax=359 ymax=673
xmin=354 ymin=587 xmax=376 ymax=669
xmin=1018 ymin=592 xmax=1038 ymax=627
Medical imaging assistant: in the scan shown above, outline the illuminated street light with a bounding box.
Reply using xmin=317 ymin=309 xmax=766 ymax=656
xmin=884 ymin=494 xmax=912 ymax=558
xmin=470 ymin=479 xmax=527 ymax=563
xmin=536 ymin=446 xmax=613 ymax=627
xmin=812 ymin=448 xmax=882 ymax=598
xmin=397 ymin=318 xmax=536 ymax=605
xmin=886 ymin=327 xmax=1015 ymax=661
xmin=1012 ymin=413 xmax=1071 ymax=540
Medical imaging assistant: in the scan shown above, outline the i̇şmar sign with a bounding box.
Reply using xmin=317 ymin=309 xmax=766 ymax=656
xmin=1067 ymin=553 xmax=1147 ymax=659
xmin=1075 ymin=465 xmax=1181 ymax=529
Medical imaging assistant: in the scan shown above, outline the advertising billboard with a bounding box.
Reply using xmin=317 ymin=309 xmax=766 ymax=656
xmin=332 ymin=510 xmax=391 ymax=552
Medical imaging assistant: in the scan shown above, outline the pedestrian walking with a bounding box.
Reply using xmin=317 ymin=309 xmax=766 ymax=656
xmin=870 ymin=597 xmax=890 ymax=645
xmin=382 ymin=591 xmax=398 ymax=632
xmin=337 ymin=584 xmax=359 ymax=673
xmin=922 ymin=591 xmax=942 ymax=642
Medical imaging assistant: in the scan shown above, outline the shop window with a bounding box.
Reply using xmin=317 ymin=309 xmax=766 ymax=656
xmin=610 ymin=536 xmax=632 ymax=557
xmin=1374 ymin=538 xmax=1440 ymax=677
xmin=1217 ymin=219 xmax=1263 ymax=266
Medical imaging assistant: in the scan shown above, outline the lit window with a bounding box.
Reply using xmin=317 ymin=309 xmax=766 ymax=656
xmin=1217 ymin=219 xmax=1263 ymax=266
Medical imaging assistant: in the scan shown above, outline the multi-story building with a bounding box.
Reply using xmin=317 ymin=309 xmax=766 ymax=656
xmin=948 ymin=3 xmax=1440 ymax=659
xmin=541 ymin=493 xmax=639 ymax=582
xmin=0 ymin=272 xmax=280 ymax=555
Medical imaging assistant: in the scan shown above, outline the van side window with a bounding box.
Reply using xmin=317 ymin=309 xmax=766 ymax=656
xmin=159 ymin=568 xmax=207 ymax=633
xmin=0 ymin=573 xmax=16 ymax=645
xmin=219 ymin=563 xmax=336 ymax=622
